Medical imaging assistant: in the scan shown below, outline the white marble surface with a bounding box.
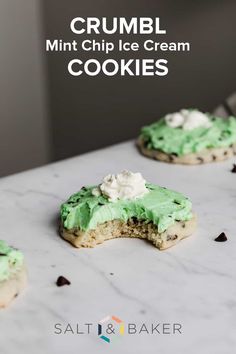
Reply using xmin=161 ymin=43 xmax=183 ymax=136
xmin=0 ymin=141 xmax=236 ymax=354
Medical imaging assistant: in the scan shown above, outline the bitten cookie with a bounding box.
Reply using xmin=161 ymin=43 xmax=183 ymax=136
xmin=60 ymin=171 xmax=197 ymax=250
xmin=138 ymin=109 xmax=236 ymax=165
xmin=0 ymin=241 xmax=27 ymax=308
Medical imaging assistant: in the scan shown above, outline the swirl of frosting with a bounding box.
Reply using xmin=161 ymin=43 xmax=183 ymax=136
xmin=92 ymin=170 xmax=149 ymax=202
xmin=165 ymin=109 xmax=212 ymax=130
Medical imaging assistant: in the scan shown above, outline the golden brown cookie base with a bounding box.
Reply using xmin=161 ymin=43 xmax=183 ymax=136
xmin=60 ymin=215 xmax=197 ymax=250
xmin=137 ymin=137 xmax=236 ymax=165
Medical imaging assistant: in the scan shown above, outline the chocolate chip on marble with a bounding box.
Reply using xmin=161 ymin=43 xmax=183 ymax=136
xmin=231 ymin=164 xmax=236 ymax=173
xmin=56 ymin=276 xmax=71 ymax=287
xmin=214 ymin=232 xmax=227 ymax=242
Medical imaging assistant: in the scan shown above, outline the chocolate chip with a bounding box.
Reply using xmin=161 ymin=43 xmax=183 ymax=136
xmin=224 ymin=151 xmax=228 ymax=156
xmin=231 ymin=164 xmax=236 ymax=173
xmin=98 ymin=202 xmax=103 ymax=206
xmin=212 ymin=155 xmax=216 ymax=161
xmin=110 ymin=273 xmax=114 ymax=276
xmin=171 ymin=153 xmax=178 ymax=157
xmin=182 ymin=223 xmax=186 ymax=228
xmin=0 ymin=253 xmax=7 ymax=256
xmin=174 ymin=200 xmax=181 ymax=205
xmin=167 ymin=234 xmax=178 ymax=241
xmin=169 ymin=155 xmax=174 ymax=162
xmin=214 ymin=232 xmax=227 ymax=242
xmin=56 ymin=276 xmax=71 ymax=287
xmin=197 ymin=157 xmax=204 ymax=163
xmin=158 ymin=137 xmax=164 ymax=140
xmin=230 ymin=144 xmax=233 ymax=148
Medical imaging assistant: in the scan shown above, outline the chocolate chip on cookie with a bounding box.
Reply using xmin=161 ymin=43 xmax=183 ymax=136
xmin=56 ymin=276 xmax=71 ymax=287
xmin=214 ymin=232 xmax=227 ymax=242
xmin=197 ymin=157 xmax=204 ymax=163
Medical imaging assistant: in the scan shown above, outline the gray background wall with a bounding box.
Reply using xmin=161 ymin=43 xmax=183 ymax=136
xmin=0 ymin=0 xmax=50 ymax=177
xmin=42 ymin=0 xmax=236 ymax=161
xmin=1 ymin=1 xmax=236 ymax=176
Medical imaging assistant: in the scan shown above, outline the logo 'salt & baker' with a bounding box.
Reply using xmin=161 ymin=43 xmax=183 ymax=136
xmin=54 ymin=316 xmax=182 ymax=344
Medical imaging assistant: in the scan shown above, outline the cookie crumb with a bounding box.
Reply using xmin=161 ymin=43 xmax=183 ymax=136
xmin=56 ymin=276 xmax=71 ymax=287
xmin=214 ymin=232 xmax=227 ymax=242
xmin=231 ymin=164 xmax=236 ymax=173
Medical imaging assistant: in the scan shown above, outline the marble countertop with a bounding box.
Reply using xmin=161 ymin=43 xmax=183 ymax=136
xmin=0 ymin=141 xmax=235 ymax=354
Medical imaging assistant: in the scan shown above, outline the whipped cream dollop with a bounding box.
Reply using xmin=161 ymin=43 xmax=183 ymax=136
xmin=165 ymin=109 xmax=212 ymax=130
xmin=92 ymin=170 xmax=149 ymax=202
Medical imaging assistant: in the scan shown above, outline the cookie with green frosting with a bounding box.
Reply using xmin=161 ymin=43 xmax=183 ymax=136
xmin=60 ymin=171 xmax=196 ymax=250
xmin=138 ymin=109 xmax=236 ymax=164
xmin=0 ymin=241 xmax=27 ymax=308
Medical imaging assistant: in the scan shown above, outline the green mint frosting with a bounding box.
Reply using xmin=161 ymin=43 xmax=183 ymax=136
xmin=140 ymin=115 xmax=236 ymax=156
xmin=0 ymin=241 xmax=24 ymax=282
xmin=61 ymin=184 xmax=192 ymax=233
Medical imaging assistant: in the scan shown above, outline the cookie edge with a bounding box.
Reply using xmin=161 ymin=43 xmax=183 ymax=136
xmin=137 ymin=137 xmax=236 ymax=165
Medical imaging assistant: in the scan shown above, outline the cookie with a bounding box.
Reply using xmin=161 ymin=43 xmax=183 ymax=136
xmin=60 ymin=171 xmax=196 ymax=250
xmin=138 ymin=109 xmax=236 ymax=165
xmin=137 ymin=137 xmax=236 ymax=165
xmin=0 ymin=241 xmax=27 ymax=308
